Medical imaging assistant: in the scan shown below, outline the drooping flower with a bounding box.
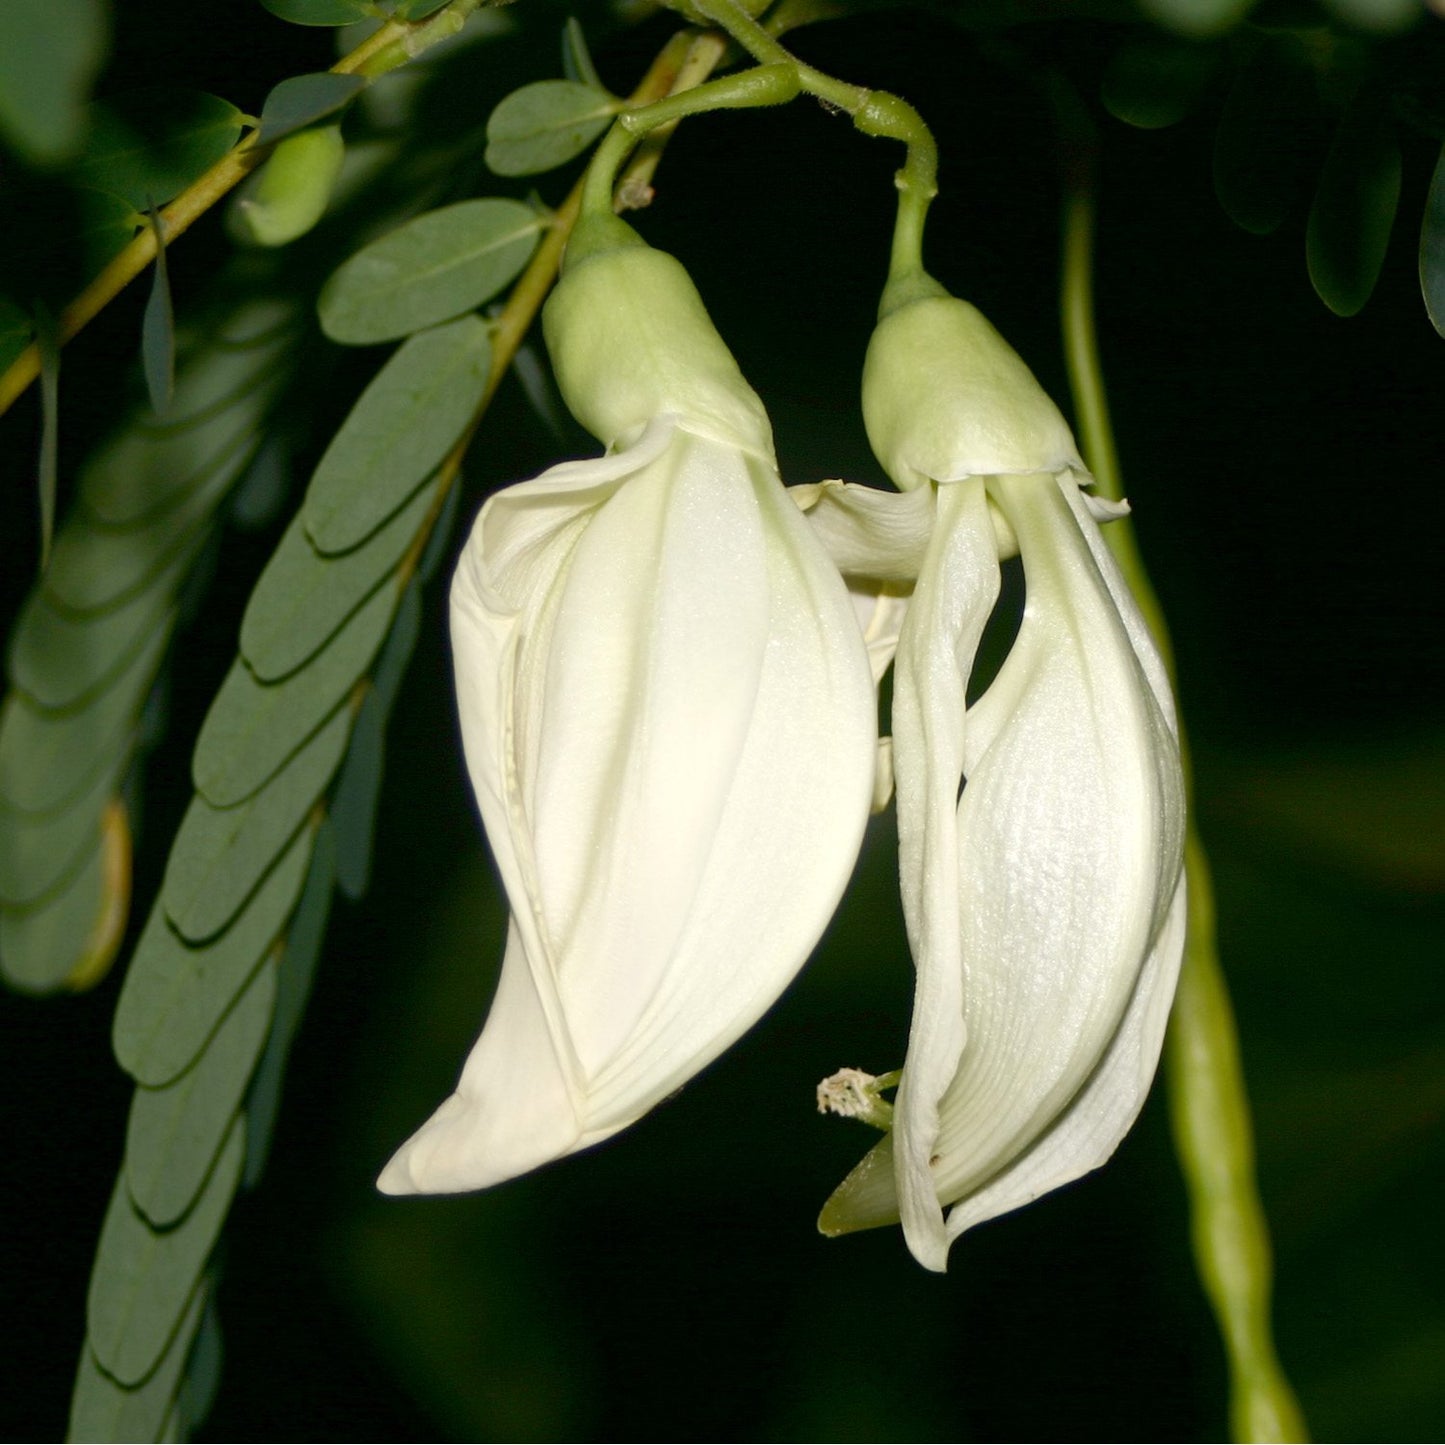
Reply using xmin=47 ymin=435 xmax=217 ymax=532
xmin=805 ymin=282 xmax=1187 ymax=1272
xmin=378 ymin=218 xmax=878 ymax=1196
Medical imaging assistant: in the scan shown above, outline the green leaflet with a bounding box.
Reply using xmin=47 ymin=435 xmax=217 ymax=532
xmin=240 ymin=471 xmax=442 ymax=682
xmin=1101 ymin=35 xmax=1217 ymax=131
xmin=74 ymin=90 xmax=244 ymax=210
xmin=0 ymin=748 xmax=124 ymax=907
xmin=318 ymin=200 xmax=539 ymax=346
xmin=331 ymin=581 xmax=423 ymax=899
xmin=392 ymin=0 xmax=453 ymax=17
xmin=0 ymin=825 xmax=108 ymax=994
xmin=166 ymin=704 xmax=350 ymax=943
xmin=1138 ymin=0 xmax=1252 ymax=38
xmin=261 ymin=0 xmax=373 ymax=25
xmin=304 ymin=314 xmax=490 ymax=552
xmin=126 ymin=954 xmax=279 ymax=1227
xmin=1420 ymin=143 xmax=1445 ymax=338
xmin=68 ymin=1283 xmax=208 ymax=1445
xmin=114 ymin=824 xmax=314 ymax=1087
xmin=562 ymin=17 xmax=605 ymax=91
xmin=485 ymin=80 xmax=619 ymax=177
xmin=0 ymin=0 xmax=107 ymax=165
xmin=1307 ymin=87 xmax=1402 ymax=318
xmin=0 ymin=620 xmax=169 ymax=815
xmin=86 ymin=1117 xmax=244 ymax=1387
xmin=80 ymin=395 xmax=267 ymax=530
xmin=256 ymin=71 xmax=365 ymax=146
xmin=193 ymin=580 xmax=393 ymax=806
xmin=243 ymin=820 xmax=337 ymax=1186
xmin=9 ymin=547 xmax=192 ymax=712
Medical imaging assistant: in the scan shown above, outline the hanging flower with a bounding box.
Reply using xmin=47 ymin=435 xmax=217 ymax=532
xmin=804 ymin=284 xmax=1188 ymax=1272
xmin=378 ymin=219 xmax=878 ymax=1196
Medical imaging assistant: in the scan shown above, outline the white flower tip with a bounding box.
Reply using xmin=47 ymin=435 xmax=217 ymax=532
xmin=377 ymin=1087 xmax=584 ymax=1197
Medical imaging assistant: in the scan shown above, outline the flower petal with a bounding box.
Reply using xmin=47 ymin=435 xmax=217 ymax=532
xmin=383 ymin=419 xmax=877 ymax=1193
xmin=821 ymin=473 xmax=1185 ymax=1271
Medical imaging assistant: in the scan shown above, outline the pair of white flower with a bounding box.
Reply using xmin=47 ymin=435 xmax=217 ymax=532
xmin=377 ymin=216 xmax=1187 ymax=1272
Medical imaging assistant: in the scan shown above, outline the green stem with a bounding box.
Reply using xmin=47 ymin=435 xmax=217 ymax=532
xmin=688 ymin=0 xmax=938 ymax=281
xmin=582 ymin=61 xmax=803 ymax=225
xmin=1053 ymin=77 xmax=1308 ymax=1445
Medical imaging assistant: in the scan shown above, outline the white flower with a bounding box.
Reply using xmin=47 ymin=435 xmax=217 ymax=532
xmin=803 ymin=288 xmax=1188 ymax=1271
xmin=378 ymin=222 xmax=877 ymax=1195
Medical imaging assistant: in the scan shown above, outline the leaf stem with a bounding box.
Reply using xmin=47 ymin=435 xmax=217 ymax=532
xmin=1052 ymin=75 xmax=1309 ymax=1445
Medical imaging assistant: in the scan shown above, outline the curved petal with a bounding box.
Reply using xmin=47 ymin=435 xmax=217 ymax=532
xmin=382 ymin=420 xmax=876 ymax=1194
xmin=820 ymin=473 xmax=1185 ymax=1271
xmin=918 ymin=473 xmax=1181 ymax=1267
xmin=941 ymin=870 xmax=1186 ymax=1242
xmin=888 ymin=479 xmax=1002 ymax=1271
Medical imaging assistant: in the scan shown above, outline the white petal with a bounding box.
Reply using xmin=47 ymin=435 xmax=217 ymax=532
xmin=791 ymin=478 xmax=936 ymax=584
xmin=941 ymin=870 xmax=1186 ymax=1241
xmin=821 ymin=472 xmax=1185 ymax=1271
xmin=383 ymin=420 xmax=876 ymax=1193
xmin=888 ymin=479 xmax=1003 ymax=1271
xmin=921 ymin=473 xmax=1183 ymax=1263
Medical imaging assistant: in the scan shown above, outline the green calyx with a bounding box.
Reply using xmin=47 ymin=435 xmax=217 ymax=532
xmin=862 ymin=292 xmax=1084 ymax=491
xmin=543 ymin=238 xmax=770 ymax=452
xmin=561 ymin=211 xmax=647 ymax=272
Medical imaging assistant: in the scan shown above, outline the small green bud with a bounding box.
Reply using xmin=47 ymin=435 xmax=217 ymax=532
xmin=862 ymin=294 xmax=1082 ymax=491
xmin=543 ymin=234 xmax=769 ymax=451
xmin=230 ymin=123 xmax=345 ymax=248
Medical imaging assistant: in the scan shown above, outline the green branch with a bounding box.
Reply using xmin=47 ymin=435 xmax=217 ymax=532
xmin=0 ymin=0 xmax=485 ymax=422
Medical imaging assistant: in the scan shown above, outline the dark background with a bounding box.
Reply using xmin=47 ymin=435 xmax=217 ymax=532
xmin=3 ymin=2 xmax=1443 ymax=1439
